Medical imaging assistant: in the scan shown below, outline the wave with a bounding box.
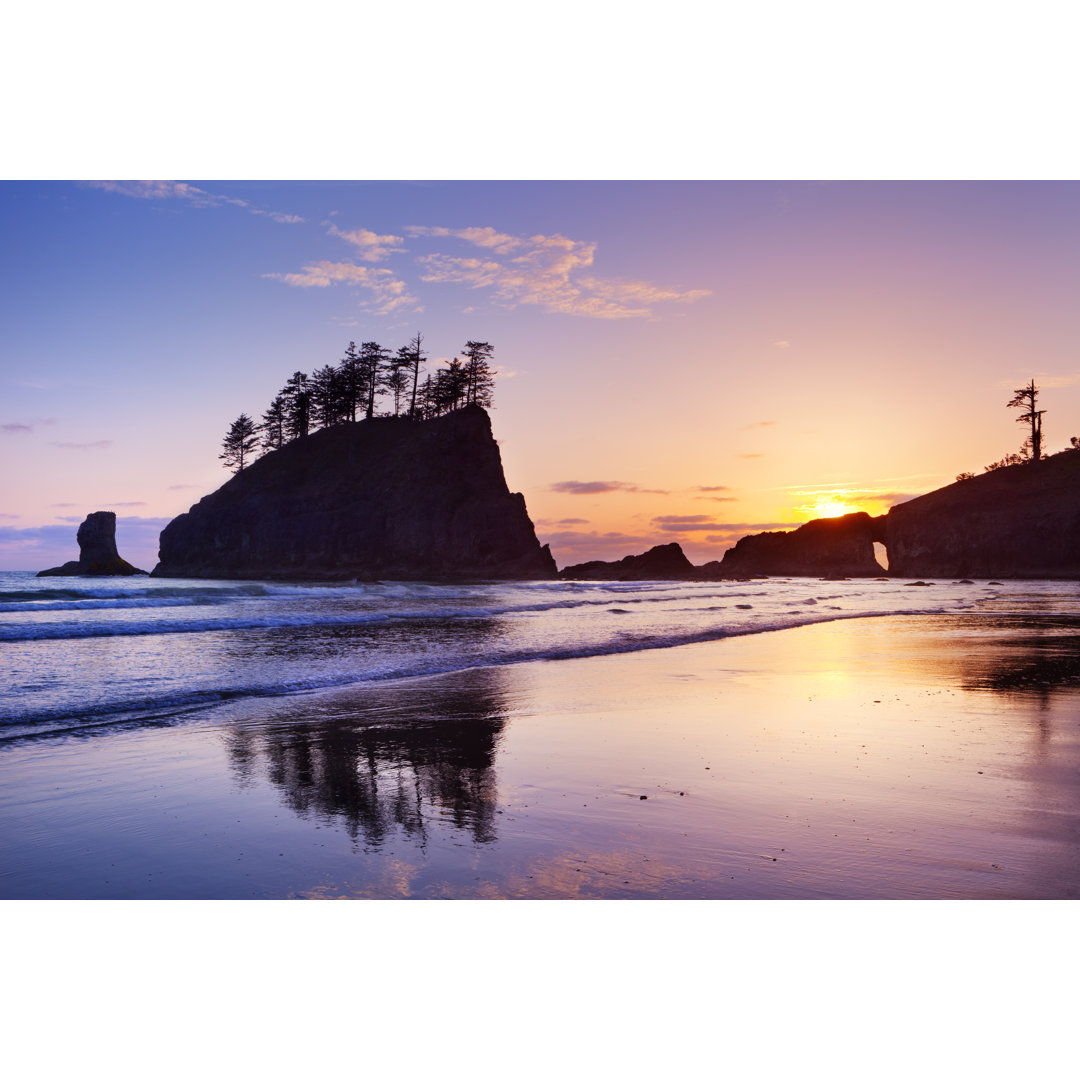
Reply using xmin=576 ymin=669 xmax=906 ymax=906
xmin=0 ymin=607 xmax=948 ymax=738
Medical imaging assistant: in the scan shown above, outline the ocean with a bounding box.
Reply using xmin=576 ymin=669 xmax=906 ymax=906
xmin=4 ymin=570 xmax=1078 ymax=745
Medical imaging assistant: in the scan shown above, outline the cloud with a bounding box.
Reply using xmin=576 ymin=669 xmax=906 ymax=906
xmin=109 ymin=501 xmax=146 ymax=507
xmin=85 ymin=181 xmax=305 ymax=224
xmin=51 ymin=440 xmax=112 ymax=450
xmin=652 ymin=515 xmax=727 ymax=533
xmin=50 ymin=502 xmax=78 ymax=507
xmin=250 ymin=209 xmax=305 ymax=224
xmin=695 ymin=485 xmax=731 ymax=492
xmin=550 ymin=479 xmax=669 ymax=495
xmin=773 ymin=340 xmax=790 ymax=348
xmin=744 ymin=421 xmax=776 ymax=429
xmin=326 ymin=224 xmax=406 ymax=262
xmin=557 ymin=517 xmax=588 ymax=525
xmin=264 ymin=262 xmax=419 ymax=315
xmin=694 ymin=496 xmax=737 ymax=503
xmin=3 ymin=417 xmax=55 ymax=433
xmin=0 ymin=513 xmax=18 ymax=520
xmin=409 ymin=225 xmax=710 ymax=319
xmin=738 ymin=453 xmax=765 ymax=459
xmin=167 ymin=484 xmax=199 ymax=491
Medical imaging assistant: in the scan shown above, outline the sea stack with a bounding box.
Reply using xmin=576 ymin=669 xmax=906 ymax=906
xmin=37 ymin=511 xmax=148 ymax=577
xmin=152 ymin=405 xmax=557 ymax=581
xmin=560 ymin=542 xmax=697 ymax=580
xmin=714 ymin=512 xmax=884 ymax=578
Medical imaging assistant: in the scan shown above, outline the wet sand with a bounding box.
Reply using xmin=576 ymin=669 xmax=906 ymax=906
xmin=2 ymin=612 xmax=1079 ymax=899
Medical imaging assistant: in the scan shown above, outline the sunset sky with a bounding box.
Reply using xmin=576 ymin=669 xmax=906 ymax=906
xmin=3 ymin=179 xmax=1080 ymax=571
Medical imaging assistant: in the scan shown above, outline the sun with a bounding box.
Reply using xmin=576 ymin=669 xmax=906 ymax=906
xmin=809 ymin=498 xmax=858 ymax=518
xmin=791 ymin=491 xmax=863 ymax=520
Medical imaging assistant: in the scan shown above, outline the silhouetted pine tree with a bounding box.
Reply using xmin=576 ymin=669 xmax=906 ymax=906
xmin=282 ymin=371 xmax=312 ymax=440
xmin=338 ymin=342 xmax=365 ymax=421
xmin=402 ymin=332 xmax=427 ymax=417
xmin=462 ymin=340 xmax=495 ymax=407
xmin=220 ymin=413 xmax=260 ymax=473
xmin=1008 ymin=379 xmax=1044 ymax=462
xmin=310 ymin=364 xmax=345 ymax=429
xmin=260 ymin=394 xmax=288 ymax=452
xmin=387 ymin=349 xmax=411 ymax=416
xmin=359 ymin=342 xmax=391 ymax=419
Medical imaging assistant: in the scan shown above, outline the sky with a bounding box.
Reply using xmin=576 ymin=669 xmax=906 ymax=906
xmin=3 ymin=179 xmax=1080 ymax=572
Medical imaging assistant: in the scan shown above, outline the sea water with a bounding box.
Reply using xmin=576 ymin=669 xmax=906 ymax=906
xmin=4 ymin=570 xmax=1079 ymax=745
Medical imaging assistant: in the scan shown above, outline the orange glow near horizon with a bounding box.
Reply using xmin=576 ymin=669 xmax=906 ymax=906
xmin=792 ymin=491 xmax=863 ymax=520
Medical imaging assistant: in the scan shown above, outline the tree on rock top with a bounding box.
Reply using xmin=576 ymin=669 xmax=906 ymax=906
xmin=220 ymin=413 xmax=260 ymax=473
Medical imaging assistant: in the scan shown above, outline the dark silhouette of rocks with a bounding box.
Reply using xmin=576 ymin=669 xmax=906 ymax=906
xmin=152 ymin=405 xmax=556 ymax=581
xmin=560 ymin=542 xmax=696 ymax=581
xmin=37 ymin=511 xmax=148 ymax=577
xmin=558 ymin=515 xmax=883 ymax=581
xmin=713 ymin=512 xmax=884 ymax=578
xmin=885 ymin=449 xmax=1080 ymax=578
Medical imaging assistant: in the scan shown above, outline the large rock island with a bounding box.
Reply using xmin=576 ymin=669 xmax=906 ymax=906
xmin=153 ymin=406 xmax=557 ymax=581
xmin=38 ymin=511 xmax=148 ymax=577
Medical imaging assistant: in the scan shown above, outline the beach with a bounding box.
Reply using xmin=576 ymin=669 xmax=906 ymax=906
xmin=4 ymin=609 xmax=1079 ymax=900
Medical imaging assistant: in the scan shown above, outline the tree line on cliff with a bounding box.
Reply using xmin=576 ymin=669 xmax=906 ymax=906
xmin=220 ymin=336 xmax=496 ymax=473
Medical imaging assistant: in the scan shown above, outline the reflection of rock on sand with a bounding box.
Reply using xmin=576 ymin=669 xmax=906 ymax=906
xmin=223 ymin=668 xmax=510 ymax=849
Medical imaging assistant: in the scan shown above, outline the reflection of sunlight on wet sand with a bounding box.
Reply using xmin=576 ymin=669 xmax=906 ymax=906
xmin=274 ymin=615 xmax=1080 ymax=898
xmin=4 ymin=614 xmax=1080 ymax=898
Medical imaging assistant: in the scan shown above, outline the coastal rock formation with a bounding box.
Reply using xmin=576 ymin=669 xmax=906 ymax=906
xmin=885 ymin=450 xmax=1080 ymax=578
xmin=559 ymin=542 xmax=696 ymax=581
xmin=152 ymin=405 xmax=557 ymax=581
xmin=37 ymin=511 xmax=148 ymax=577
xmin=714 ymin=512 xmax=884 ymax=578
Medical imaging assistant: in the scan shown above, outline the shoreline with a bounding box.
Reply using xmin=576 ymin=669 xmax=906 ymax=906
xmin=3 ymin=611 xmax=1080 ymax=899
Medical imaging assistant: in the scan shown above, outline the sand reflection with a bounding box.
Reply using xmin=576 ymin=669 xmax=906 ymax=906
xmin=222 ymin=669 xmax=509 ymax=849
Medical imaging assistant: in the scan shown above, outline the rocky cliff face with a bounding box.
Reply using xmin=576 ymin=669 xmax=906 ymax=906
xmin=886 ymin=450 xmax=1080 ymax=578
xmin=715 ymin=512 xmax=884 ymax=578
xmin=38 ymin=511 xmax=148 ymax=576
xmin=559 ymin=542 xmax=697 ymax=581
xmin=152 ymin=406 xmax=557 ymax=581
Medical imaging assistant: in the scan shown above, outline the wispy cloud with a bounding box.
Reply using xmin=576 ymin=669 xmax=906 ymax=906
xmin=652 ymin=514 xmax=732 ymax=532
xmin=408 ymin=225 xmax=709 ymax=319
xmin=167 ymin=484 xmax=199 ymax=491
xmin=51 ymin=440 xmax=112 ymax=450
xmin=263 ymin=262 xmax=419 ymax=315
xmin=326 ymin=224 xmax=406 ymax=262
xmin=550 ymin=479 xmax=669 ymax=495
xmin=744 ymin=421 xmax=776 ymax=429
xmin=696 ymin=485 xmax=731 ymax=492
xmin=694 ymin=495 xmax=737 ymax=503
xmin=3 ymin=417 xmax=56 ymax=433
xmin=773 ymin=340 xmax=790 ymax=348
xmin=109 ymin=501 xmax=146 ymax=507
xmin=85 ymin=181 xmax=305 ymax=225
